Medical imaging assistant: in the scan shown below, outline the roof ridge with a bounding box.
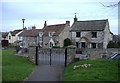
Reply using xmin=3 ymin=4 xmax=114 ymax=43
xmin=46 ymin=23 xmax=66 ymax=27
xmin=77 ymin=19 xmax=108 ymax=22
xmin=14 ymin=29 xmax=23 ymax=31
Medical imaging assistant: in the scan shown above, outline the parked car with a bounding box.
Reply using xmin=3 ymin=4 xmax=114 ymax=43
xmin=107 ymin=53 xmax=120 ymax=60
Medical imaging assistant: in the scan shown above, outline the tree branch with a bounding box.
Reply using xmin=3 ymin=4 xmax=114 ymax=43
xmin=100 ymin=1 xmax=120 ymax=8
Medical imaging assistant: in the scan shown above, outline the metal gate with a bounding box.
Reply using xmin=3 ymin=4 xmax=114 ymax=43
xmin=38 ymin=48 xmax=65 ymax=67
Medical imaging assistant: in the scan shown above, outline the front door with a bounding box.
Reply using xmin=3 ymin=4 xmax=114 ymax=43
xmin=81 ymin=42 xmax=86 ymax=48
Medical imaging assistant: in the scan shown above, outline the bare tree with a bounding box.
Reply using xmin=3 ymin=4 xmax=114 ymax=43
xmin=100 ymin=1 xmax=120 ymax=8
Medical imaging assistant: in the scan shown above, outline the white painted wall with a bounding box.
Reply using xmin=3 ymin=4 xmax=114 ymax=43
xmin=7 ymin=32 xmax=12 ymax=43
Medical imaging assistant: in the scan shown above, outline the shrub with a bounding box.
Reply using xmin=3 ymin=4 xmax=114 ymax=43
xmin=64 ymin=38 xmax=72 ymax=47
xmin=107 ymin=41 xmax=120 ymax=48
xmin=52 ymin=46 xmax=60 ymax=48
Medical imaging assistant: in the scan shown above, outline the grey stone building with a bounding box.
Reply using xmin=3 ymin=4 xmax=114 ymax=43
xmin=39 ymin=21 xmax=71 ymax=48
xmin=70 ymin=15 xmax=112 ymax=49
xmin=18 ymin=26 xmax=42 ymax=47
xmin=18 ymin=21 xmax=71 ymax=48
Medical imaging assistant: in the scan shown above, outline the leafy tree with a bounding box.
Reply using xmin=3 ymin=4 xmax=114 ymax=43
xmin=64 ymin=38 xmax=72 ymax=47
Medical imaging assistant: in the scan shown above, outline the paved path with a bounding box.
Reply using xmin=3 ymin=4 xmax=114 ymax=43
xmin=24 ymin=65 xmax=64 ymax=81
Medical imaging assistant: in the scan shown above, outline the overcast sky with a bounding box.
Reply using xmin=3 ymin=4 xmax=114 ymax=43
xmin=0 ymin=0 xmax=119 ymax=34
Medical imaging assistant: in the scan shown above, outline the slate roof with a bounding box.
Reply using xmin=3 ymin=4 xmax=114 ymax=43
xmin=71 ymin=19 xmax=108 ymax=31
xmin=42 ymin=24 xmax=66 ymax=36
xmin=10 ymin=29 xmax=22 ymax=36
xmin=18 ymin=29 xmax=42 ymax=37
xmin=2 ymin=32 xmax=9 ymax=38
xmin=113 ymin=35 xmax=120 ymax=41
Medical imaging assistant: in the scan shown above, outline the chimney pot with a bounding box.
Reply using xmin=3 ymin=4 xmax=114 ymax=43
xmin=23 ymin=27 xmax=27 ymax=30
xmin=44 ymin=21 xmax=47 ymax=27
xmin=32 ymin=26 xmax=36 ymax=30
xmin=66 ymin=21 xmax=70 ymax=26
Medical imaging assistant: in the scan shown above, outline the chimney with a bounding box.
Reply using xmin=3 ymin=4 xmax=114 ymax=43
xmin=66 ymin=21 xmax=70 ymax=26
xmin=74 ymin=13 xmax=78 ymax=22
xmin=23 ymin=27 xmax=27 ymax=30
xmin=32 ymin=26 xmax=36 ymax=30
xmin=44 ymin=21 xmax=47 ymax=27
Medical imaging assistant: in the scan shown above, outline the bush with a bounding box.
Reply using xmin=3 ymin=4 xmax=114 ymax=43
xmin=52 ymin=46 xmax=60 ymax=48
xmin=107 ymin=41 xmax=120 ymax=48
xmin=64 ymin=38 xmax=72 ymax=47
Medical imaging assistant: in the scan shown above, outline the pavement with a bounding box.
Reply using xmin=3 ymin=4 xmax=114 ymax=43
xmin=24 ymin=65 xmax=64 ymax=82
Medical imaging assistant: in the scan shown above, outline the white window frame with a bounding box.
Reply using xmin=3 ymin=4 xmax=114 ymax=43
xmin=39 ymin=32 xmax=43 ymax=37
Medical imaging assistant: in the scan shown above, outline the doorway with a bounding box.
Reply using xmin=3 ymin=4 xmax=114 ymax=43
xmin=81 ymin=42 xmax=86 ymax=48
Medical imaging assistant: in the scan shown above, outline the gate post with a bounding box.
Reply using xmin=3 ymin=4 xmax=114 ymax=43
xmin=65 ymin=48 xmax=67 ymax=67
xmin=35 ymin=46 xmax=38 ymax=65
xmin=50 ymin=49 xmax=51 ymax=65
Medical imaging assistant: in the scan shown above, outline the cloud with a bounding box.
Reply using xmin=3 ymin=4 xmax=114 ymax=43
xmin=1 ymin=1 xmax=119 ymax=34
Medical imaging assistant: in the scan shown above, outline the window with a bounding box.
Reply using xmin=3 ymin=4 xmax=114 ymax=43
xmin=76 ymin=32 xmax=81 ymax=37
xmin=91 ymin=43 xmax=96 ymax=48
xmin=49 ymin=42 xmax=53 ymax=48
xmin=19 ymin=37 xmax=23 ymax=40
xmin=81 ymin=42 xmax=86 ymax=48
xmin=9 ymin=36 xmax=11 ymax=39
xmin=92 ymin=32 xmax=97 ymax=38
xmin=98 ymin=43 xmax=103 ymax=48
xmin=76 ymin=42 xmax=79 ymax=48
xmin=39 ymin=32 xmax=43 ymax=37
xmin=49 ymin=32 xmax=55 ymax=37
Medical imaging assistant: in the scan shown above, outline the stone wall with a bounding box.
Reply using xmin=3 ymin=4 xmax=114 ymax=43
xmin=67 ymin=48 xmax=76 ymax=65
xmin=27 ymin=46 xmax=36 ymax=64
xmin=83 ymin=48 xmax=120 ymax=59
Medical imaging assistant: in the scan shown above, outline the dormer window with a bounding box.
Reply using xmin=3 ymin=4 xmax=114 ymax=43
xmin=92 ymin=32 xmax=97 ymax=38
xmin=39 ymin=32 xmax=43 ymax=37
xmin=49 ymin=32 xmax=55 ymax=37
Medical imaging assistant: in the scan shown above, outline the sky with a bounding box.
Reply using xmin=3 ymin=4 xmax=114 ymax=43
xmin=0 ymin=0 xmax=119 ymax=35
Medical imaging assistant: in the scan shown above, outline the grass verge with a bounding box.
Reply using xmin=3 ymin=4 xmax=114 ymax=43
xmin=2 ymin=49 xmax=35 ymax=82
xmin=63 ymin=60 xmax=119 ymax=81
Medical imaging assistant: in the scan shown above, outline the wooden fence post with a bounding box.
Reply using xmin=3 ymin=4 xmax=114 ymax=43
xmin=65 ymin=48 xmax=67 ymax=67
xmin=35 ymin=46 xmax=38 ymax=65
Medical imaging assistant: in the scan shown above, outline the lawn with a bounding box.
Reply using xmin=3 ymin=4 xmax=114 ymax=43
xmin=2 ymin=49 xmax=35 ymax=82
xmin=63 ymin=60 xmax=119 ymax=81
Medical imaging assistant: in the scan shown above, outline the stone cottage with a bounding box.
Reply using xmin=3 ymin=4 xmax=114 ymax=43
xmin=70 ymin=15 xmax=112 ymax=49
xmin=39 ymin=21 xmax=71 ymax=48
xmin=18 ymin=26 xmax=42 ymax=47
xmin=18 ymin=21 xmax=71 ymax=48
